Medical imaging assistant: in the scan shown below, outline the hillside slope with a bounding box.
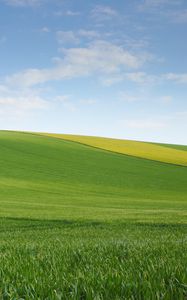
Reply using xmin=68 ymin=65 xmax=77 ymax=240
xmin=0 ymin=131 xmax=187 ymax=223
xmin=37 ymin=133 xmax=187 ymax=167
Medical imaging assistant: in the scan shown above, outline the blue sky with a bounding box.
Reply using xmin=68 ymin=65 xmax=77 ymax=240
xmin=0 ymin=0 xmax=187 ymax=144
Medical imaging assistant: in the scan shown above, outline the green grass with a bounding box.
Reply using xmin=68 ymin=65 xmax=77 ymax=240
xmin=38 ymin=132 xmax=187 ymax=167
xmin=0 ymin=130 xmax=187 ymax=299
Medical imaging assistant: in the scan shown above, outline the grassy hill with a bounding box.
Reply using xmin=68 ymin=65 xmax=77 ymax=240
xmin=1 ymin=130 xmax=187 ymax=222
xmin=0 ymin=130 xmax=187 ymax=299
xmin=38 ymin=132 xmax=187 ymax=167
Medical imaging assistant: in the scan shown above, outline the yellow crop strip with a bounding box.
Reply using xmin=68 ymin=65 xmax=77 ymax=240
xmin=38 ymin=133 xmax=187 ymax=167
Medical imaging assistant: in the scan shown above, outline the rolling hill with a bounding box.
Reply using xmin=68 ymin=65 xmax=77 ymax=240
xmin=0 ymin=130 xmax=186 ymax=222
xmin=37 ymin=132 xmax=187 ymax=167
xmin=0 ymin=130 xmax=187 ymax=299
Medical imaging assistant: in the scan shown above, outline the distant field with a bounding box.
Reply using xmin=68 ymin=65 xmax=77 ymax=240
xmin=155 ymin=142 xmax=187 ymax=152
xmin=0 ymin=130 xmax=187 ymax=299
xmin=38 ymin=132 xmax=187 ymax=167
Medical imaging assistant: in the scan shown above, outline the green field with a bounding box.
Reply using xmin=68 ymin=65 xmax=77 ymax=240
xmin=0 ymin=130 xmax=187 ymax=299
xmin=39 ymin=132 xmax=187 ymax=167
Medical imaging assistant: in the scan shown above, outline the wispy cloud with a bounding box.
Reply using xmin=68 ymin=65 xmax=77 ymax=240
xmin=54 ymin=10 xmax=81 ymax=17
xmin=0 ymin=86 xmax=49 ymax=119
xmin=101 ymin=71 xmax=157 ymax=86
xmin=120 ymin=72 xmax=187 ymax=86
xmin=166 ymin=9 xmax=187 ymax=23
xmin=56 ymin=29 xmax=100 ymax=45
xmin=5 ymin=40 xmax=147 ymax=88
xmin=56 ymin=31 xmax=80 ymax=45
xmin=40 ymin=27 xmax=50 ymax=33
xmin=66 ymin=10 xmax=81 ymax=16
xmin=78 ymin=30 xmax=100 ymax=39
xmin=138 ymin=0 xmax=187 ymax=24
xmin=91 ymin=5 xmax=118 ymax=21
xmin=125 ymin=72 xmax=155 ymax=84
xmin=4 ymin=0 xmax=41 ymax=6
xmin=6 ymin=69 xmax=50 ymax=87
xmin=139 ymin=0 xmax=181 ymax=10
xmin=100 ymin=75 xmax=124 ymax=86
xmin=5 ymin=37 xmax=177 ymax=91
xmin=0 ymin=95 xmax=48 ymax=110
xmin=164 ymin=73 xmax=187 ymax=83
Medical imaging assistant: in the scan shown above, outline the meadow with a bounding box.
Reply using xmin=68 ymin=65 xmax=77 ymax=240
xmin=40 ymin=132 xmax=187 ymax=167
xmin=0 ymin=130 xmax=187 ymax=299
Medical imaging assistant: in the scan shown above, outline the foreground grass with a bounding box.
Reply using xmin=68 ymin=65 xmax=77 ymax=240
xmin=0 ymin=218 xmax=187 ymax=300
xmin=0 ymin=131 xmax=187 ymax=299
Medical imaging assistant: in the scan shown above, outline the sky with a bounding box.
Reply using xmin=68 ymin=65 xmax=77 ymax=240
xmin=0 ymin=0 xmax=187 ymax=144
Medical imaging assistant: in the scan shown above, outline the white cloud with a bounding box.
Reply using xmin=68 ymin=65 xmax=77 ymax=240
xmin=125 ymin=72 xmax=148 ymax=83
xmin=0 ymin=93 xmax=48 ymax=119
xmin=91 ymin=5 xmax=118 ymax=20
xmin=40 ymin=27 xmax=50 ymax=33
xmin=139 ymin=0 xmax=181 ymax=10
xmin=56 ymin=31 xmax=80 ymax=45
xmin=56 ymin=29 xmax=100 ymax=45
xmin=0 ymin=83 xmax=49 ymax=119
xmin=54 ymin=10 xmax=81 ymax=17
xmin=101 ymin=75 xmax=124 ymax=86
xmin=0 ymin=95 xmax=48 ymax=110
xmin=138 ymin=0 xmax=187 ymax=24
xmin=122 ymin=36 xmax=150 ymax=50
xmin=5 ymin=40 xmax=147 ymax=88
xmin=164 ymin=73 xmax=187 ymax=83
xmin=61 ymin=40 xmax=142 ymax=70
xmin=101 ymin=65 xmax=157 ymax=87
xmin=6 ymin=68 xmax=51 ymax=87
xmin=4 ymin=0 xmax=41 ymax=6
xmin=170 ymin=9 xmax=187 ymax=23
xmin=125 ymin=72 xmax=157 ymax=84
xmin=66 ymin=10 xmax=81 ymax=16
xmin=78 ymin=30 xmax=100 ymax=39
